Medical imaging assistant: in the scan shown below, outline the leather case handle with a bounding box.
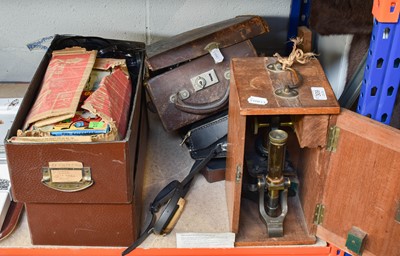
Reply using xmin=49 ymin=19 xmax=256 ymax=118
xmin=286 ymin=67 xmax=302 ymax=89
xmin=173 ymin=85 xmax=229 ymax=115
xmin=41 ymin=167 xmax=93 ymax=192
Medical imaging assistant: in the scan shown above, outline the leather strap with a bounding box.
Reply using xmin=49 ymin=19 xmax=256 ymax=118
xmin=174 ymin=85 xmax=229 ymax=115
xmin=122 ymin=142 xmax=225 ymax=255
xmin=121 ymin=214 xmax=156 ymax=256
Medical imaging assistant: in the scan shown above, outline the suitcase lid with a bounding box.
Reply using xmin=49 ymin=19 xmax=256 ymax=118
xmin=145 ymin=15 xmax=269 ymax=71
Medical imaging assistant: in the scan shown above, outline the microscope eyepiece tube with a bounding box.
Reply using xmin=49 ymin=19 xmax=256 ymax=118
xmin=267 ymin=129 xmax=288 ymax=180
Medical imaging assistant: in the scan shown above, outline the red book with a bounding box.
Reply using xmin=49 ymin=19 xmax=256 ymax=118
xmin=24 ymin=47 xmax=97 ymax=130
xmin=82 ymin=68 xmax=132 ymax=139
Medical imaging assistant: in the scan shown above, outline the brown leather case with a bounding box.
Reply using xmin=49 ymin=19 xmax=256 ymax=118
xmin=4 ymin=36 xmax=147 ymax=246
xmin=145 ymin=16 xmax=269 ymax=132
xmin=26 ymin=199 xmax=138 ymax=246
xmin=200 ymin=158 xmax=226 ymax=183
xmin=24 ymin=105 xmax=148 ymax=246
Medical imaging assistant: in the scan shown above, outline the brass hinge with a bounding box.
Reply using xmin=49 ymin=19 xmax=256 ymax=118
xmin=314 ymin=203 xmax=325 ymax=225
xmin=327 ymin=126 xmax=340 ymax=152
xmin=236 ymin=164 xmax=242 ymax=183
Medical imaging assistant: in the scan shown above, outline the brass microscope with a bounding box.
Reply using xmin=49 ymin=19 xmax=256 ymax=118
xmin=243 ymin=61 xmax=301 ymax=238
xmin=243 ymin=116 xmax=295 ymax=238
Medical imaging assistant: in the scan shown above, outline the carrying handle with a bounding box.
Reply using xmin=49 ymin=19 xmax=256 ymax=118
xmin=41 ymin=167 xmax=93 ymax=192
xmin=173 ymin=85 xmax=229 ymax=115
xmin=286 ymin=67 xmax=302 ymax=89
xmin=267 ymin=62 xmax=303 ymax=98
xmin=266 ymin=62 xmax=302 ymax=88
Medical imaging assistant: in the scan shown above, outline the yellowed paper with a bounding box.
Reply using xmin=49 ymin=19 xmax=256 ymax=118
xmin=49 ymin=161 xmax=83 ymax=183
xmin=24 ymin=47 xmax=97 ymax=129
xmin=9 ymin=135 xmax=92 ymax=143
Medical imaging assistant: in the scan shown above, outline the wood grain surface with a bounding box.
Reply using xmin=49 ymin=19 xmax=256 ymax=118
xmin=226 ymin=71 xmax=246 ymax=233
xmin=317 ymin=109 xmax=400 ymax=255
xmin=230 ymin=57 xmax=340 ymax=116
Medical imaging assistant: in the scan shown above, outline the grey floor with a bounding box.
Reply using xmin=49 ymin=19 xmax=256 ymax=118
xmin=136 ymin=109 xmax=230 ymax=248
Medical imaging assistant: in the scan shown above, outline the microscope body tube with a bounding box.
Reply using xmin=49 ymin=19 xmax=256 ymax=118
xmin=266 ymin=129 xmax=288 ymax=217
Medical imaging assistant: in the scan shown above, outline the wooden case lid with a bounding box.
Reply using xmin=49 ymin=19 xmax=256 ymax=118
xmin=316 ymin=109 xmax=400 ymax=256
xmin=230 ymin=57 xmax=340 ymax=116
xmin=146 ymin=16 xmax=269 ymax=71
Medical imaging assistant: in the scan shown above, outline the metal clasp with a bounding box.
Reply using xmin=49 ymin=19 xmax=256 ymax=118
xmin=204 ymin=42 xmax=224 ymax=63
xmin=266 ymin=62 xmax=285 ymax=73
xmin=180 ymin=131 xmax=191 ymax=146
xmin=170 ymin=90 xmax=190 ymax=103
xmin=190 ymin=69 xmax=219 ymax=92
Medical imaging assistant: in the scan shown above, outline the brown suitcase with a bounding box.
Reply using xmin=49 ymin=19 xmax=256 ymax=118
xmin=5 ymin=35 xmax=147 ymax=246
xmin=145 ymin=16 xmax=269 ymax=132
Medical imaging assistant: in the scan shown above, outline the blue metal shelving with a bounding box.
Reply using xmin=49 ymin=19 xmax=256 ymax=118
xmin=357 ymin=1 xmax=400 ymax=124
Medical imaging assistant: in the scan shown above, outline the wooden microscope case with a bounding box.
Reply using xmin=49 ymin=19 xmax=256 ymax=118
xmin=225 ymin=57 xmax=400 ymax=256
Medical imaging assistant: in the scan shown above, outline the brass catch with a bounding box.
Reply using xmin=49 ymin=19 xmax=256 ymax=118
xmin=204 ymin=42 xmax=220 ymax=52
xmin=346 ymin=226 xmax=367 ymax=255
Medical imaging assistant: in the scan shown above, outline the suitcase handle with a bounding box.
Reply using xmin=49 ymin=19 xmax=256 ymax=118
xmin=173 ymin=85 xmax=229 ymax=115
xmin=41 ymin=167 xmax=93 ymax=192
